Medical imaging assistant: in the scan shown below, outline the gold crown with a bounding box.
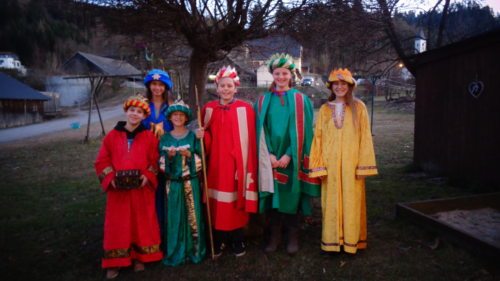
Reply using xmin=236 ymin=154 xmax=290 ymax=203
xmin=171 ymin=99 xmax=189 ymax=108
xmin=326 ymin=68 xmax=356 ymax=88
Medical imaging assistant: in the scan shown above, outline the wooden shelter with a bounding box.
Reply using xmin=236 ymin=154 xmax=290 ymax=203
xmin=0 ymin=72 xmax=49 ymax=128
xmin=408 ymin=28 xmax=500 ymax=187
xmin=61 ymin=52 xmax=142 ymax=142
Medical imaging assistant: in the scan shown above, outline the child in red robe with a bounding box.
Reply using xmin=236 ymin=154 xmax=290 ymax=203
xmin=199 ymin=66 xmax=258 ymax=258
xmin=95 ymin=95 xmax=162 ymax=279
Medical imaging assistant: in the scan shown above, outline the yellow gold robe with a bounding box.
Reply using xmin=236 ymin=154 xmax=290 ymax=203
xmin=309 ymin=100 xmax=377 ymax=254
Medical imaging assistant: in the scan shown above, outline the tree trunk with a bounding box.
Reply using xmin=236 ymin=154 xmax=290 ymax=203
xmin=187 ymin=49 xmax=210 ymax=112
xmin=436 ymin=0 xmax=451 ymax=47
xmin=426 ymin=0 xmax=444 ymax=50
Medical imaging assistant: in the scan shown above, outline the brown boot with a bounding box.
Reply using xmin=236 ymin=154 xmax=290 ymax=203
xmin=264 ymin=224 xmax=282 ymax=253
xmin=286 ymin=227 xmax=299 ymax=254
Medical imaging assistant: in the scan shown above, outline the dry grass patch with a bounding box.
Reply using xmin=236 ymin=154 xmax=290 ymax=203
xmin=0 ymin=99 xmax=496 ymax=281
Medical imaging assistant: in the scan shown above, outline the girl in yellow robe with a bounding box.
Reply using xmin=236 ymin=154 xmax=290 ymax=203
xmin=309 ymin=68 xmax=378 ymax=254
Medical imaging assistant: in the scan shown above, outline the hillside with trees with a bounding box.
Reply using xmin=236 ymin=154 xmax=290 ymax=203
xmin=0 ymin=0 xmax=96 ymax=70
xmin=1 ymin=0 xmax=499 ymax=90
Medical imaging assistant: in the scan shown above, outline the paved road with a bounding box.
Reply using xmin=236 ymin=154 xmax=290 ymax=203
xmin=0 ymin=105 xmax=123 ymax=143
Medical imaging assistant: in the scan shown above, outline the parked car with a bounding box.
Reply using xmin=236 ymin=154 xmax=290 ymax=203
xmin=301 ymin=77 xmax=314 ymax=86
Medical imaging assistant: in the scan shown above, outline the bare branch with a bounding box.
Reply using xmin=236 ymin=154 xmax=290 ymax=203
xmin=436 ymin=0 xmax=451 ymax=47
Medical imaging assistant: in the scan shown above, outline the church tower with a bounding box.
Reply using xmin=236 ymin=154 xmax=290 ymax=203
xmin=415 ymin=29 xmax=427 ymax=53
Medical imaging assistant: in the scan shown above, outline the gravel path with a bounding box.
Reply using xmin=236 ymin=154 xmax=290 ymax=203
xmin=0 ymin=105 xmax=123 ymax=143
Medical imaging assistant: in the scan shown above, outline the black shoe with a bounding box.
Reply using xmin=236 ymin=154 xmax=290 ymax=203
xmin=214 ymin=243 xmax=226 ymax=259
xmin=232 ymin=241 xmax=246 ymax=257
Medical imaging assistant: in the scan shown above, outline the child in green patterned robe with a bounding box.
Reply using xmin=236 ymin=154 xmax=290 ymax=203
xmin=159 ymin=101 xmax=206 ymax=266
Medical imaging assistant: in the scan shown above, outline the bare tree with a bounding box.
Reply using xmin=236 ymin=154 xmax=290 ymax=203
xmin=364 ymin=0 xmax=415 ymax=74
xmin=92 ymin=0 xmax=308 ymax=107
xmin=370 ymin=0 xmax=458 ymax=75
xmin=283 ymin=1 xmax=396 ymax=78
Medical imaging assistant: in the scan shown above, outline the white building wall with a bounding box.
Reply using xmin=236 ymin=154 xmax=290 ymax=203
xmin=45 ymin=76 xmax=91 ymax=107
xmin=415 ymin=38 xmax=427 ymax=53
xmin=256 ymin=55 xmax=302 ymax=87
xmin=256 ymin=64 xmax=273 ymax=87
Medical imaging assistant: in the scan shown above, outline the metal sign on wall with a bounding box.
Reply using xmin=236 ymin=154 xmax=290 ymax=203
xmin=468 ymin=79 xmax=484 ymax=99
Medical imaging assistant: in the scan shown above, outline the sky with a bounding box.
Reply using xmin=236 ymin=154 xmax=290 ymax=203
xmin=483 ymin=0 xmax=500 ymax=14
xmin=400 ymin=0 xmax=500 ymax=15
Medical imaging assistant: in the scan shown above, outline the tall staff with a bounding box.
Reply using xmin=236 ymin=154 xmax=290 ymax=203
xmin=195 ymin=86 xmax=215 ymax=259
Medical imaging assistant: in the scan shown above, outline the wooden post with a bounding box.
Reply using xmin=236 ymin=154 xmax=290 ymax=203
xmin=195 ymin=86 xmax=215 ymax=259
xmin=93 ymin=77 xmax=106 ymax=136
xmin=84 ymin=77 xmax=94 ymax=143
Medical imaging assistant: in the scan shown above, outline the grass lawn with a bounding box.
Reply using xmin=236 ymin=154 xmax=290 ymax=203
xmin=0 ymin=99 xmax=495 ymax=281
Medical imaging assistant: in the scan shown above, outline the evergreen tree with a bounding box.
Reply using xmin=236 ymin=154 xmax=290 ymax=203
xmin=0 ymin=0 xmax=94 ymax=67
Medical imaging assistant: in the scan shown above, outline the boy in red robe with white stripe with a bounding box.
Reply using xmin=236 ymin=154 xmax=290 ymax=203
xmin=95 ymin=95 xmax=162 ymax=279
xmin=198 ymin=66 xmax=258 ymax=258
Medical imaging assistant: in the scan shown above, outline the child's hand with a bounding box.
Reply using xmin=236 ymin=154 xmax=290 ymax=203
xmin=179 ymin=148 xmax=191 ymax=158
xmin=278 ymin=155 xmax=291 ymax=168
xmin=140 ymin=174 xmax=148 ymax=187
xmin=195 ymin=128 xmax=204 ymax=139
xmin=270 ymin=154 xmax=279 ymax=168
xmin=168 ymin=147 xmax=176 ymax=158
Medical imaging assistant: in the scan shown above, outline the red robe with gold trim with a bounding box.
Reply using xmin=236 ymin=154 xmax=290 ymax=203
xmin=94 ymin=122 xmax=163 ymax=268
xmin=202 ymin=99 xmax=258 ymax=231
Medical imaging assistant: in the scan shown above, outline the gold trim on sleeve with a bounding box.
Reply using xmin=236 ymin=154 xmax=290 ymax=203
xmin=356 ymin=166 xmax=377 ymax=170
xmin=98 ymin=166 xmax=114 ymax=183
xmin=311 ymin=167 xmax=326 ymax=172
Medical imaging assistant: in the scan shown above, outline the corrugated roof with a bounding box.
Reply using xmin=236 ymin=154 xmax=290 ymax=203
xmin=62 ymin=52 xmax=141 ymax=76
xmin=245 ymin=35 xmax=302 ymax=61
xmin=0 ymin=72 xmax=49 ymax=101
xmin=207 ymin=56 xmax=255 ymax=77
